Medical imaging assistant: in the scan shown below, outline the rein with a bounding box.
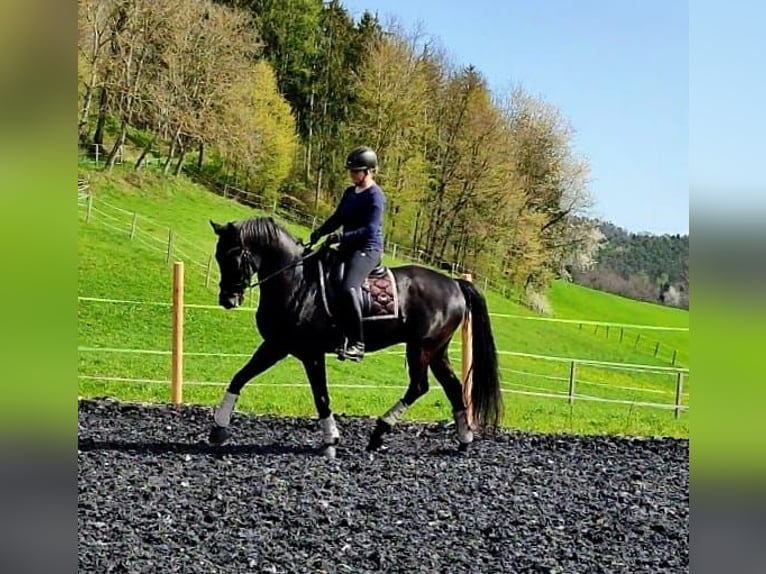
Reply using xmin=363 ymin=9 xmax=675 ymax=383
xmin=230 ymin=244 xmax=322 ymax=291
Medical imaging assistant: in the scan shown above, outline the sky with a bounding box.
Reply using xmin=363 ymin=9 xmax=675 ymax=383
xmin=342 ymin=0 xmax=689 ymax=235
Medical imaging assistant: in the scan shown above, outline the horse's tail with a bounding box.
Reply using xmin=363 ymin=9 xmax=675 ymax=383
xmin=456 ymin=279 xmax=504 ymax=430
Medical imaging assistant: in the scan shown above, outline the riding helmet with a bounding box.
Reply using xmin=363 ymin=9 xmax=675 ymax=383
xmin=345 ymin=146 xmax=378 ymax=170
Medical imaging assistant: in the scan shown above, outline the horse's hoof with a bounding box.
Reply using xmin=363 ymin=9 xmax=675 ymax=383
xmin=322 ymin=444 xmax=337 ymax=460
xmin=458 ymin=441 xmax=471 ymax=453
xmin=209 ymin=425 xmax=231 ymax=445
xmin=366 ymin=435 xmax=383 ymax=452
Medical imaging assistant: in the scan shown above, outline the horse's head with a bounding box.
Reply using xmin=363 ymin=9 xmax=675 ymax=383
xmin=210 ymin=220 xmax=260 ymax=309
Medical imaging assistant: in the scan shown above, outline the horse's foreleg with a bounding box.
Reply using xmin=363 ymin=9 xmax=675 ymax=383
xmin=209 ymin=339 xmax=287 ymax=445
xmin=301 ymin=354 xmax=339 ymax=458
xmin=367 ymin=344 xmax=430 ymax=452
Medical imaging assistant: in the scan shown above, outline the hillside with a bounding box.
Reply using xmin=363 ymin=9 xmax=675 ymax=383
xmin=573 ymin=220 xmax=689 ymax=308
xmin=77 ymin=165 xmax=689 ymax=437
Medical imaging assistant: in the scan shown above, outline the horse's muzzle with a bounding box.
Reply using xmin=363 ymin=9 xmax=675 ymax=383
xmin=219 ymin=291 xmax=242 ymax=309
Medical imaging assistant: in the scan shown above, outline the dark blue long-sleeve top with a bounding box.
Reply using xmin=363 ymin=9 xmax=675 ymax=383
xmin=316 ymin=184 xmax=385 ymax=252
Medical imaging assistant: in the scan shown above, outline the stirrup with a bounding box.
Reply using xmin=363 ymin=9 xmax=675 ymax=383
xmin=343 ymin=342 xmax=365 ymax=362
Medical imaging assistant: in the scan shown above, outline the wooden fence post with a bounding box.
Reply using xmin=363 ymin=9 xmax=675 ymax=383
xmin=674 ymin=372 xmax=684 ymax=419
xmin=171 ymin=261 xmax=184 ymax=405
xmin=130 ymin=212 xmax=137 ymax=239
xmin=86 ymin=194 xmax=93 ymax=223
xmin=460 ymin=273 xmax=474 ymax=426
xmin=568 ymin=361 xmax=577 ymax=404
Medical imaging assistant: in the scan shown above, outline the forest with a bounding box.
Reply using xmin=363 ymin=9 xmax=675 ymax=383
xmin=571 ymin=221 xmax=689 ymax=308
xmin=78 ymin=0 xmax=685 ymax=307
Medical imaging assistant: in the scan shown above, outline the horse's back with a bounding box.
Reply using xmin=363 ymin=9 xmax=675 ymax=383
xmin=390 ymin=264 xmax=466 ymax=318
xmin=390 ymin=263 xmax=460 ymax=287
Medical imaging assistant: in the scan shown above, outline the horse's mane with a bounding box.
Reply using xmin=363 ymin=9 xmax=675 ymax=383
xmin=238 ymin=217 xmax=300 ymax=251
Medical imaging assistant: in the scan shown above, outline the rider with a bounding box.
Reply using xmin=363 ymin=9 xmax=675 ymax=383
xmin=310 ymin=146 xmax=386 ymax=362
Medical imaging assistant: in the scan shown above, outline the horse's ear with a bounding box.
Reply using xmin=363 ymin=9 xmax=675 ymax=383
xmin=210 ymin=220 xmax=224 ymax=235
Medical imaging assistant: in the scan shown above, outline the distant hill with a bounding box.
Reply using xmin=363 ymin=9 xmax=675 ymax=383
xmin=571 ymin=220 xmax=689 ymax=309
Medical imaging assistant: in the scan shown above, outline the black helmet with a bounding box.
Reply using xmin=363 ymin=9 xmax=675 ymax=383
xmin=345 ymin=146 xmax=378 ymax=170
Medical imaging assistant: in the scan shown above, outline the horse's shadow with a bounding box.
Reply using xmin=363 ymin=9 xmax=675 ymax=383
xmin=77 ymin=437 xmax=320 ymax=457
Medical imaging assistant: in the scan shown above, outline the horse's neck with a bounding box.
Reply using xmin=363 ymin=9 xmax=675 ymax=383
xmin=251 ymin=238 xmax=305 ymax=298
xmin=247 ymin=233 xmax=300 ymax=275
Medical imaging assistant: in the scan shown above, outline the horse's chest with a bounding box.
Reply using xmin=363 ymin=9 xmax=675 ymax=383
xmin=255 ymin=305 xmax=306 ymax=339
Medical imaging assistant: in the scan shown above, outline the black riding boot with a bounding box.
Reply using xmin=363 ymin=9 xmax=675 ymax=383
xmin=337 ymin=288 xmax=365 ymax=362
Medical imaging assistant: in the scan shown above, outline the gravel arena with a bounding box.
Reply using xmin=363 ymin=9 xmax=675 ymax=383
xmin=78 ymin=399 xmax=688 ymax=573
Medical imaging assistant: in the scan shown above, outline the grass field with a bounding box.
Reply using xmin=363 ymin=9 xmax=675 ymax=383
xmin=78 ymin=164 xmax=689 ymax=437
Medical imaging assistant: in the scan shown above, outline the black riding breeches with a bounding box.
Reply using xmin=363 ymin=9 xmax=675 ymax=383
xmin=341 ymin=249 xmax=382 ymax=292
xmin=337 ymin=249 xmax=381 ymax=344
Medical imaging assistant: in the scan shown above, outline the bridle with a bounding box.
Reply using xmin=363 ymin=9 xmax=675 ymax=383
xmin=219 ymin=243 xmax=322 ymax=295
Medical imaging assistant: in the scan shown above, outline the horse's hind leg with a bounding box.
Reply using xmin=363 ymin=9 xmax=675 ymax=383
xmin=209 ymin=340 xmax=287 ymax=445
xmin=367 ymin=343 xmax=430 ymax=452
xmin=430 ymin=346 xmax=473 ymax=449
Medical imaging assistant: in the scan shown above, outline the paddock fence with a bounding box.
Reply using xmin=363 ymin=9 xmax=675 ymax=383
xmin=78 ymin=190 xmax=689 ymax=367
xmin=77 ymin=261 xmax=690 ymax=422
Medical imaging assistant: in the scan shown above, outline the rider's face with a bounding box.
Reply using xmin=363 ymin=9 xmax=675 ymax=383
xmin=349 ymin=168 xmax=367 ymax=185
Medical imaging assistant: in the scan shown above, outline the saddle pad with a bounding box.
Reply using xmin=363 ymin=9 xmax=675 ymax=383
xmin=317 ymin=261 xmax=399 ymax=321
xmin=365 ymin=268 xmax=399 ymax=320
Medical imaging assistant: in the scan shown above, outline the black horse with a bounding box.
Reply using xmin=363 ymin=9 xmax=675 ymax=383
xmin=208 ymin=217 xmax=502 ymax=454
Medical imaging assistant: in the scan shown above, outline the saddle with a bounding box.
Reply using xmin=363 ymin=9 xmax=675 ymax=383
xmin=317 ymin=249 xmax=399 ymax=321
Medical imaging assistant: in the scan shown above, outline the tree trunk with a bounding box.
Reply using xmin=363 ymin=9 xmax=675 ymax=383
xmin=197 ymin=143 xmax=204 ymax=170
xmin=163 ymin=127 xmax=181 ymax=175
xmin=92 ymin=86 xmax=109 ymax=156
xmin=78 ymin=80 xmax=95 ymax=143
xmin=424 ymin=181 xmax=447 ymax=256
xmin=173 ymin=145 xmax=187 ymax=176
xmin=306 ymin=87 xmax=314 ymax=185
xmin=135 ymin=144 xmax=152 ymax=170
xmin=106 ymin=122 xmax=127 ymax=171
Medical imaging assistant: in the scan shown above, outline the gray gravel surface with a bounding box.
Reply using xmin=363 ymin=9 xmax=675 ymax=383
xmin=78 ymin=399 xmax=688 ymax=573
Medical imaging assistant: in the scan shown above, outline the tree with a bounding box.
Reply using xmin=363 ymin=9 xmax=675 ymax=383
xmin=344 ymin=21 xmax=432 ymax=244
xmin=143 ymin=0 xmax=260 ymax=174
xmin=232 ymin=0 xmax=323 ymax=137
xmin=216 ymin=60 xmax=299 ymax=201
xmin=103 ymin=0 xmax=169 ymax=169
xmin=77 ymin=0 xmax=117 ymax=145
xmin=500 ymin=86 xmax=593 ymax=289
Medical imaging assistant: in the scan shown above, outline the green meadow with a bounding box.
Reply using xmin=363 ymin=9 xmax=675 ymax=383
xmin=78 ymin=165 xmax=689 ymax=438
